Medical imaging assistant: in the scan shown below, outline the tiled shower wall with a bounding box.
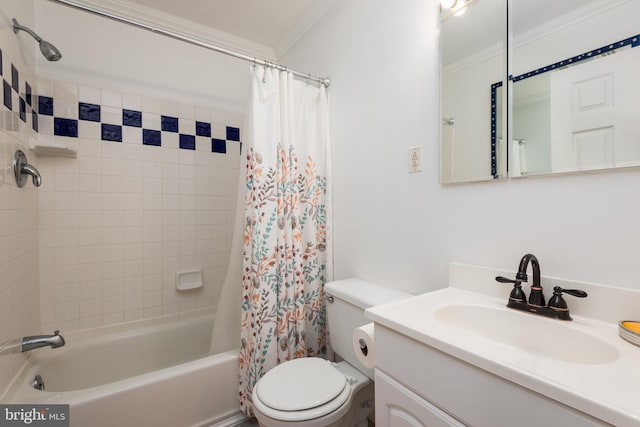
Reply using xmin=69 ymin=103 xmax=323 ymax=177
xmin=36 ymin=78 xmax=242 ymax=332
xmin=0 ymin=4 xmax=41 ymax=392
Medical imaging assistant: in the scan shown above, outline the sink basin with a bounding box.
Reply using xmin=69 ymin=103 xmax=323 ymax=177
xmin=434 ymin=304 xmax=619 ymax=365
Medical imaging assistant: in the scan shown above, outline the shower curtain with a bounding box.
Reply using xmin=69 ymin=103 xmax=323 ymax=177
xmin=238 ymin=66 xmax=333 ymax=416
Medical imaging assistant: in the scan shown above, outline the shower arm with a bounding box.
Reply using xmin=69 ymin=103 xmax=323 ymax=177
xmin=46 ymin=0 xmax=331 ymax=88
xmin=12 ymin=19 xmax=43 ymax=42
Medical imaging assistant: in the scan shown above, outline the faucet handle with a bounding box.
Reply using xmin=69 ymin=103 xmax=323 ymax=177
xmin=495 ymin=276 xmax=527 ymax=303
xmin=548 ymin=286 xmax=587 ymax=310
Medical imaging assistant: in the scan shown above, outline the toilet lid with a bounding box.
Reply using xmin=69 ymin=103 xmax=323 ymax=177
xmin=256 ymin=358 xmax=347 ymax=412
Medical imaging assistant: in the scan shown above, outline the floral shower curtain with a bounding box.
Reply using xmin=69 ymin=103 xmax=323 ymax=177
xmin=238 ymin=66 xmax=333 ymax=416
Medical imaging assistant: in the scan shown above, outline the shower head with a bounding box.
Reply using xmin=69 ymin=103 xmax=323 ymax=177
xmin=12 ymin=18 xmax=62 ymax=62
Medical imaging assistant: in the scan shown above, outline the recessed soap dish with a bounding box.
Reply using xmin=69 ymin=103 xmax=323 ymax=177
xmin=618 ymin=321 xmax=640 ymax=347
xmin=175 ymin=270 xmax=203 ymax=291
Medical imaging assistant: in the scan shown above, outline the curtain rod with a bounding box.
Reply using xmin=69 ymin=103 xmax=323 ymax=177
xmin=47 ymin=0 xmax=331 ymax=88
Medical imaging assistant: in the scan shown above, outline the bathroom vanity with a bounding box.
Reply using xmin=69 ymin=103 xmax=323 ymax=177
xmin=366 ymin=263 xmax=640 ymax=426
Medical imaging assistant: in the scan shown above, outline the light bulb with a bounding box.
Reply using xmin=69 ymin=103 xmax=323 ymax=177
xmin=453 ymin=6 xmax=467 ymax=16
xmin=440 ymin=0 xmax=457 ymax=9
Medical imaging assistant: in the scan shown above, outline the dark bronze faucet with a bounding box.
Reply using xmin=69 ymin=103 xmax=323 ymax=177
xmin=496 ymin=254 xmax=587 ymax=321
xmin=516 ymin=253 xmax=544 ymax=307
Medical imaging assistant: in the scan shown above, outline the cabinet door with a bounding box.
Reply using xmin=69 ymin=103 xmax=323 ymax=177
xmin=376 ymin=371 xmax=466 ymax=427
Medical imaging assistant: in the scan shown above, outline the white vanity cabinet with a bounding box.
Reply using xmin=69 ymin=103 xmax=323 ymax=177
xmin=376 ymin=370 xmax=464 ymax=427
xmin=373 ymin=325 xmax=612 ymax=427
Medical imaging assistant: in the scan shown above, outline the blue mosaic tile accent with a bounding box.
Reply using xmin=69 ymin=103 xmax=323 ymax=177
xmin=490 ymin=81 xmax=502 ymax=179
xmin=123 ymin=109 xmax=142 ymax=127
xmin=226 ymin=126 xmax=240 ymax=141
xmin=19 ymin=97 xmax=26 ymax=122
xmin=32 ymin=111 xmax=38 ymax=132
xmin=179 ymin=134 xmax=195 ymax=150
xmin=196 ymin=121 xmax=211 ymax=137
xmin=3 ymin=80 xmax=11 ymax=110
xmin=25 ymin=82 xmax=32 ymax=106
xmin=102 ymin=124 xmax=122 ymax=142
xmin=54 ymin=118 xmax=78 ymax=137
xmin=11 ymin=64 xmax=18 ymax=92
xmin=212 ymin=138 xmax=226 ymax=153
xmin=79 ymin=102 xmax=101 ymax=122
xmin=513 ymin=34 xmax=639 ymax=82
xmin=143 ymin=129 xmax=161 ymax=146
xmin=161 ymin=115 xmax=178 ymax=132
xmin=39 ymin=96 xmax=54 ymax=116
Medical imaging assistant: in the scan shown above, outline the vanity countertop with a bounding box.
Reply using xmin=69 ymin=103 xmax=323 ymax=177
xmin=366 ymin=285 xmax=640 ymax=426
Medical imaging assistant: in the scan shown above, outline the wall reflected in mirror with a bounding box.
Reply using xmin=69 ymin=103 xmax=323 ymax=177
xmin=511 ymin=0 xmax=640 ymax=176
xmin=440 ymin=0 xmax=507 ymax=184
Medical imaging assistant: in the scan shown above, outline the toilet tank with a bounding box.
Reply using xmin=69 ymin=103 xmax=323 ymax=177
xmin=324 ymin=278 xmax=411 ymax=379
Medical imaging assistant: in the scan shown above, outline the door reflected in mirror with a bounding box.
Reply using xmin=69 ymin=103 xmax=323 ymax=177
xmin=511 ymin=0 xmax=640 ymax=176
xmin=440 ymin=0 xmax=507 ymax=184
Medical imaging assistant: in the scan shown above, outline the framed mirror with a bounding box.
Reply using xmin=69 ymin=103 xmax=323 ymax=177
xmin=440 ymin=0 xmax=640 ymax=183
xmin=440 ymin=0 xmax=508 ymax=184
xmin=510 ymin=0 xmax=640 ymax=176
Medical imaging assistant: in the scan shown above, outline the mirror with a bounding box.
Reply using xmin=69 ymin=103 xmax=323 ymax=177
xmin=440 ymin=0 xmax=507 ymax=183
xmin=510 ymin=0 xmax=640 ymax=176
xmin=441 ymin=0 xmax=640 ymax=183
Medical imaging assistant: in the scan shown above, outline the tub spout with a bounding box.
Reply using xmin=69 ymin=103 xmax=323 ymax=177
xmin=21 ymin=330 xmax=65 ymax=352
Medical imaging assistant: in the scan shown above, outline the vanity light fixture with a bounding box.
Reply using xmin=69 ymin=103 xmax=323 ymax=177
xmin=441 ymin=0 xmax=468 ymax=17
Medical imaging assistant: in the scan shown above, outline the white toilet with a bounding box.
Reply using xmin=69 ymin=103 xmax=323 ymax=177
xmin=251 ymin=278 xmax=411 ymax=427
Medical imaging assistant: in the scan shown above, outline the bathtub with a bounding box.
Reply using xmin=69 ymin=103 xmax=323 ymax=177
xmin=4 ymin=314 xmax=244 ymax=427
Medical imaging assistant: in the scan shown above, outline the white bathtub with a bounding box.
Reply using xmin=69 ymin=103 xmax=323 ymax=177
xmin=5 ymin=314 xmax=244 ymax=427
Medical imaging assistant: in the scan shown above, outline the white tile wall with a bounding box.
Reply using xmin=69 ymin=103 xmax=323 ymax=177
xmin=37 ymin=81 xmax=242 ymax=332
xmin=0 ymin=2 xmax=41 ymax=395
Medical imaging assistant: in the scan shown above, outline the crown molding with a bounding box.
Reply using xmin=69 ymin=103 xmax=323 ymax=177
xmin=273 ymin=0 xmax=341 ymax=59
xmin=49 ymin=0 xmax=277 ymax=61
xmin=512 ymin=0 xmax=630 ymax=49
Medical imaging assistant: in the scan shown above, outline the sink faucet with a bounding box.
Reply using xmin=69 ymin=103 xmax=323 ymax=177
xmin=496 ymin=254 xmax=587 ymax=321
xmin=21 ymin=330 xmax=65 ymax=352
xmin=516 ymin=253 xmax=544 ymax=307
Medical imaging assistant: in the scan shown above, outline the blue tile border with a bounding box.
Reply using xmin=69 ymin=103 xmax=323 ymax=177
xmin=161 ymin=115 xmax=178 ymax=132
xmin=11 ymin=64 xmax=18 ymax=92
xmin=3 ymin=80 xmax=11 ymax=110
xmin=512 ymin=34 xmax=639 ymax=82
xmin=79 ymin=102 xmax=101 ymax=122
xmin=54 ymin=118 xmax=78 ymax=137
xmin=212 ymin=138 xmax=226 ymax=153
xmin=102 ymin=123 xmax=122 ymax=142
xmin=226 ymin=126 xmax=240 ymax=141
xmin=490 ymin=81 xmax=502 ymax=179
xmin=143 ymin=129 xmax=161 ymax=146
xmin=179 ymin=134 xmax=195 ymax=150
xmin=2 ymin=59 xmax=241 ymax=156
xmin=38 ymin=96 xmax=53 ymax=116
xmin=25 ymin=82 xmax=32 ymax=106
xmin=196 ymin=121 xmax=211 ymax=137
xmin=123 ymin=109 xmax=142 ymax=127
xmin=19 ymin=97 xmax=26 ymax=122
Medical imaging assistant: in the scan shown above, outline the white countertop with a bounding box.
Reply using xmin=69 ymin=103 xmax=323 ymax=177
xmin=366 ymin=286 xmax=640 ymax=426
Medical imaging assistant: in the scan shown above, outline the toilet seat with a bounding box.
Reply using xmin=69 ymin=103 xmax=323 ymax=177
xmin=253 ymin=358 xmax=352 ymax=422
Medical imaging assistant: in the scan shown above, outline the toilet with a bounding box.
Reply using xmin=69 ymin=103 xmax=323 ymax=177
xmin=251 ymin=278 xmax=411 ymax=427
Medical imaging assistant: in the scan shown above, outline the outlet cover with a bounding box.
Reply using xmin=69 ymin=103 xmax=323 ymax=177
xmin=408 ymin=145 xmax=422 ymax=173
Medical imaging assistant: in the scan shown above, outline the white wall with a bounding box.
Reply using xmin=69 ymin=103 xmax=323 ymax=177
xmin=35 ymin=0 xmax=253 ymax=112
xmin=282 ymin=0 xmax=640 ymax=294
